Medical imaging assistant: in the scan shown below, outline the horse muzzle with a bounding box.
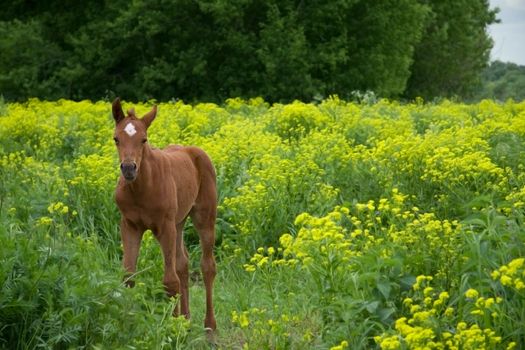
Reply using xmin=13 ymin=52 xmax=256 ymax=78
xmin=120 ymin=162 xmax=137 ymax=181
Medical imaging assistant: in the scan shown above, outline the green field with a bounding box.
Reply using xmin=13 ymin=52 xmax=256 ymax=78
xmin=1 ymin=98 xmax=524 ymax=349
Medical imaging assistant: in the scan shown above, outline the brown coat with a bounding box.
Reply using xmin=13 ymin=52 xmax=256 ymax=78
xmin=112 ymin=98 xmax=217 ymax=330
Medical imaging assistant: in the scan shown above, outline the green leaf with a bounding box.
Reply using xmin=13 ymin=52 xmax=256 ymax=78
xmin=400 ymin=275 xmax=416 ymax=290
xmin=378 ymin=307 xmax=396 ymax=322
xmin=377 ymin=281 xmax=392 ymax=299
xmin=365 ymin=301 xmax=380 ymax=314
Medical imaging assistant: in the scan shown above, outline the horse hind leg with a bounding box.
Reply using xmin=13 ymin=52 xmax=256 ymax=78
xmin=190 ymin=202 xmax=217 ymax=331
xmin=176 ymin=218 xmax=190 ymax=318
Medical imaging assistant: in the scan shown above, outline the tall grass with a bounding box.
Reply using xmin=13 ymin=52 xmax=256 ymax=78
xmin=0 ymin=98 xmax=524 ymax=349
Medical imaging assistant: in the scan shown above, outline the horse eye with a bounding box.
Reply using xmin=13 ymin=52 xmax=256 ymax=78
xmin=142 ymin=139 xmax=147 ymax=144
xmin=114 ymin=137 xmax=119 ymax=145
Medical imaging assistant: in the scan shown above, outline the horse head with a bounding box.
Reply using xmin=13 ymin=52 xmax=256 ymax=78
xmin=112 ymin=97 xmax=157 ymax=182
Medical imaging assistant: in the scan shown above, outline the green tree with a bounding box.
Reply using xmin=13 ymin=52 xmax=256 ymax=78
xmin=58 ymin=0 xmax=428 ymax=101
xmin=340 ymin=0 xmax=429 ymax=96
xmin=0 ymin=20 xmax=63 ymax=100
xmin=0 ymin=0 xmax=494 ymax=102
xmin=405 ymin=0 xmax=498 ymax=99
xmin=475 ymin=60 xmax=525 ymax=101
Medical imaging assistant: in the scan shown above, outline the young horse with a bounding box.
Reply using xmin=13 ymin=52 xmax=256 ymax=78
xmin=111 ymin=98 xmax=217 ymax=331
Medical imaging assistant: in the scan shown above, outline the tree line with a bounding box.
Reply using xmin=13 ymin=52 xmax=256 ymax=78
xmin=475 ymin=61 xmax=525 ymax=102
xmin=0 ymin=0 xmax=497 ymax=102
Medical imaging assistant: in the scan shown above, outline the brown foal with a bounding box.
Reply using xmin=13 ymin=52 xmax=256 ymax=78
xmin=111 ymin=98 xmax=217 ymax=330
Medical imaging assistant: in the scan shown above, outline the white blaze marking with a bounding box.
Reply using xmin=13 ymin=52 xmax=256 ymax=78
xmin=124 ymin=123 xmax=137 ymax=137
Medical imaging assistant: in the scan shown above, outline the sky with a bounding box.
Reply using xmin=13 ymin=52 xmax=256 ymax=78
xmin=489 ymin=0 xmax=525 ymax=65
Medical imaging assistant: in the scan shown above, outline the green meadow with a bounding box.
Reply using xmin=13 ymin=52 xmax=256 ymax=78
xmin=1 ymin=98 xmax=524 ymax=349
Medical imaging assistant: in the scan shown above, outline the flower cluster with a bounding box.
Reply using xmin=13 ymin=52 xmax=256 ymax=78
xmin=492 ymin=258 xmax=525 ymax=292
xmin=243 ymin=246 xmax=283 ymax=272
xmin=375 ymin=279 xmax=507 ymax=350
xmin=47 ymin=201 xmax=69 ymax=215
xmin=231 ymin=307 xmax=313 ymax=349
xmin=266 ymin=101 xmax=331 ymax=140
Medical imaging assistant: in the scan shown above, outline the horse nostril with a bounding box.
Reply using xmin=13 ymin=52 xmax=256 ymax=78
xmin=120 ymin=162 xmax=136 ymax=171
xmin=120 ymin=162 xmax=137 ymax=179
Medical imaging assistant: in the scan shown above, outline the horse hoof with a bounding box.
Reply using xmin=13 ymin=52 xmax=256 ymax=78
xmin=205 ymin=328 xmax=217 ymax=345
xmin=124 ymin=279 xmax=135 ymax=288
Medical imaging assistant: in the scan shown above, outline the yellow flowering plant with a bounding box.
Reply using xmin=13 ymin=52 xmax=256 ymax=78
xmin=1 ymin=98 xmax=525 ymax=349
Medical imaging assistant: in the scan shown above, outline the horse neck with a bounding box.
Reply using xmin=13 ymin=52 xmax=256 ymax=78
xmin=129 ymin=145 xmax=156 ymax=193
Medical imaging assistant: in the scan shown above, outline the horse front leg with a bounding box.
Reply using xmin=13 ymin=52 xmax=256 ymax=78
xmin=156 ymin=219 xmax=181 ymax=315
xmin=120 ymin=218 xmax=144 ymax=287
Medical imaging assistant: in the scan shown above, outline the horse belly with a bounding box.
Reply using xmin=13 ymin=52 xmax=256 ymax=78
xmin=164 ymin=156 xmax=199 ymax=222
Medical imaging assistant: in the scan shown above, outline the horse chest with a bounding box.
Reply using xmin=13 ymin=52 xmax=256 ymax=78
xmin=116 ymin=189 xmax=176 ymax=229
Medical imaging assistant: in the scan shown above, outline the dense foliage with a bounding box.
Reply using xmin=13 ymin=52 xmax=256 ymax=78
xmin=0 ymin=0 xmax=496 ymax=102
xmin=474 ymin=60 xmax=525 ymax=102
xmin=404 ymin=0 xmax=497 ymax=100
xmin=1 ymin=98 xmax=524 ymax=349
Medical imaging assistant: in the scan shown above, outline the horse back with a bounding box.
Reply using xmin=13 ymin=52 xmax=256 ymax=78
xmin=163 ymin=145 xmax=216 ymax=186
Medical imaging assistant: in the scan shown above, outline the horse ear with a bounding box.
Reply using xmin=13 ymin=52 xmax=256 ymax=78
xmin=142 ymin=105 xmax=157 ymax=128
xmin=112 ymin=98 xmax=125 ymax=124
